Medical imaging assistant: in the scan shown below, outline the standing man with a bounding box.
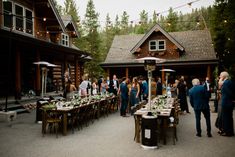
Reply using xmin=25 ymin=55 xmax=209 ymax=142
xmin=118 ymin=77 xmax=129 ymax=117
xmin=220 ymin=71 xmax=234 ymax=136
xmin=189 ymin=78 xmax=212 ymax=137
xmin=109 ymin=74 xmax=119 ymax=96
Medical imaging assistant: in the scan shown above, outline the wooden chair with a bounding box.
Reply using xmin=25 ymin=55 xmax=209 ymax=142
xmin=167 ymin=107 xmax=179 ymax=145
xmin=68 ymin=106 xmax=80 ymax=134
xmin=42 ymin=109 xmax=62 ymax=138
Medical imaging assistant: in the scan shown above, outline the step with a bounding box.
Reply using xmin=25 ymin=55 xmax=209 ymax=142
xmin=14 ymin=108 xmax=29 ymax=114
xmin=7 ymin=104 xmax=23 ymax=110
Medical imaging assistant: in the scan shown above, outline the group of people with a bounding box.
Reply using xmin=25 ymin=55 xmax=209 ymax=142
xmin=189 ymin=71 xmax=234 ymax=137
xmin=63 ymin=69 xmax=234 ymax=137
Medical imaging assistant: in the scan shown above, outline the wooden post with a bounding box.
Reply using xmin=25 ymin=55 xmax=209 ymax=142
xmin=107 ymin=68 xmax=110 ymax=78
xmin=161 ymin=66 xmax=165 ymax=85
xmin=125 ymin=67 xmax=129 ymax=79
xmin=161 ymin=66 xmax=166 ymax=94
xmin=15 ymin=47 xmax=21 ymax=100
xmin=35 ymin=50 xmax=41 ymax=96
xmin=75 ymin=56 xmax=79 ymax=88
xmin=207 ymin=65 xmax=211 ymax=80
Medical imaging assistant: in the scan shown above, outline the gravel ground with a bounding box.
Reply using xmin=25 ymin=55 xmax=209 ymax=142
xmin=0 ymin=101 xmax=235 ymax=157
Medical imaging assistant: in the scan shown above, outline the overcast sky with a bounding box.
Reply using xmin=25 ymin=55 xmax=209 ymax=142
xmin=56 ymin=0 xmax=215 ymax=25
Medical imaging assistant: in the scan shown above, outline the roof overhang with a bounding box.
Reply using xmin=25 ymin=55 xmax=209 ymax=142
xmin=0 ymin=29 xmax=90 ymax=59
xmin=100 ymin=59 xmax=219 ymax=68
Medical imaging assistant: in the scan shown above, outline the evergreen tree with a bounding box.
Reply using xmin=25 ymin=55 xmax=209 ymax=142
xmin=63 ymin=0 xmax=80 ymax=23
xmin=114 ymin=15 xmax=121 ymax=34
xmin=120 ymin=11 xmax=129 ymax=34
xmin=54 ymin=0 xmax=63 ymax=15
xmin=212 ymin=0 xmax=235 ymax=71
xmin=165 ymin=7 xmax=178 ymax=32
xmin=136 ymin=10 xmax=149 ymax=34
xmin=82 ymin=0 xmax=103 ymax=78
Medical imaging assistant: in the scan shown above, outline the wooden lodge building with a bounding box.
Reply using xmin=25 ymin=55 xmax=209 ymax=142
xmin=101 ymin=23 xmax=218 ymax=87
xmin=0 ymin=0 xmax=90 ymax=99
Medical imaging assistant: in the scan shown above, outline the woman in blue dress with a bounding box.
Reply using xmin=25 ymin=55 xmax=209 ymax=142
xmin=130 ymin=77 xmax=140 ymax=114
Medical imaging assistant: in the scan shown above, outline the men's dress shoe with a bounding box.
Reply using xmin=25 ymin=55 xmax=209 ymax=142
xmin=196 ymin=133 xmax=201 ymax=137
xmin=221 ymin=133 xmax=234 ymax=137
xmin=207 ymin=133 xmax=212 ymax=137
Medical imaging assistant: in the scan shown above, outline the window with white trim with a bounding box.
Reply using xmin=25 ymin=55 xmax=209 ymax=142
xmin=15 ymin=4 xmax=23 ymax=32
xmin=61 ymin=33 xmax=69 ymax=47
xmin=2 ymin=0 xmax=33 ymax=34
xmin=3 ymin=1 xmax=13 ymax=28
xmin=25 ymin=9 xmax=33 ymax=34
xmin=149 ymin=40 xmax=166 ymax=51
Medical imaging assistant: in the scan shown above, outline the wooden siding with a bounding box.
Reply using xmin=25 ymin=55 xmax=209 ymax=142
xmin=135 ymin=31 xmax=180 ymax=59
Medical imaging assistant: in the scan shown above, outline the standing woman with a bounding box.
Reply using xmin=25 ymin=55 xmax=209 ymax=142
xmin=177 ymin=77 xmax=190 ymax=113
xmin=66 ymin=79 xmax=77 ymax=100
xmin=215 ymin=77 xmax=224 ymax=134
xmin=100 ymin=78 xmax=108 ymax=95
xmin=130 ymin=77 xmax=140 ymax=114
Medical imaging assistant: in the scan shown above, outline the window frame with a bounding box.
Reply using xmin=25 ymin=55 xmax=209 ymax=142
xmin=2 ymin=0 xmax=34 ymax=35
xmin=158 ymin=40 xmax=166 ymax=51
xmin=149 ymin=40 xmax=157 ymax=51
xmin=149 ymin=39 xmax=166 ymax=51
xmin=14 ymin=3 xmax=24 ymax=32
xmin=61 ymin=33 xmax=69 ymax=47
xmin=3 ymin=0 xmax=13 ymax=28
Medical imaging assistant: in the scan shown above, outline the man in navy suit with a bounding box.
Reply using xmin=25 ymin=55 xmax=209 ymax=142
xmin=189 ymin=78 xmax=212 ymax=137
xmin=220 ymin=71 xmax=234 ymax=136
xmin=118 ymin=77 xmax=129 ymax=117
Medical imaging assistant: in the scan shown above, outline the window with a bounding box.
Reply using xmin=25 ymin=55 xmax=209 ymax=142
xmin=158 ymin=40 xmax=166 ymax=50
xmin=61 ymin=33 xmax=69 ymax=47
xmin=25 ymin=9 xmax=33 ymax=34
xmin=2 ymin=1 xmax=33 ymax=35
xmin=149 ymin=40 xmax=166 ymax=51
xmin=3 ymin=1 xmax=13 ymax=28
xmin=149 ymin=40 xmax=157 ymax=51
xmin=15 ymin=4 xmax=23 ymax=32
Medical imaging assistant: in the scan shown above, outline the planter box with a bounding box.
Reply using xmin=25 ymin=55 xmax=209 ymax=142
xmin=0 ymin=111 xmax=17 ymax=122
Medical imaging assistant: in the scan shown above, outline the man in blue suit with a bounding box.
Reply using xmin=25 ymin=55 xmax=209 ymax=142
xmin=220 ymin=71 xmax=234 ymax=136
xmin=118 ymin=77 xmax=129 ymax=117
xmin=189 ymin=78 xmax=212 ymax=137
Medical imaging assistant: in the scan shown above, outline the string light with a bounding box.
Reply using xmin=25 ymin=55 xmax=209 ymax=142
xmin=0 ymin=0 xmax=212 ymax=28
xmin=224 ymin=20 xmax=227 ymax=23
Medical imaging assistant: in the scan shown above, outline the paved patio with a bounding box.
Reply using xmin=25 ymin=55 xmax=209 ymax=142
xmin=0 ymin=101 xmax=235 ymax=157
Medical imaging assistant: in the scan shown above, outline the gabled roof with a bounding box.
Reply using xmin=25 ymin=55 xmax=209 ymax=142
xmin=130 ymin=23 xmax=184 ymax=53
xmin=102 ymin=30 xmax=217 ymax=66
xmin=61 ymin=15 xmax=79 ymax=37
xmin=48 ymin=0 xmax=66 ymax=33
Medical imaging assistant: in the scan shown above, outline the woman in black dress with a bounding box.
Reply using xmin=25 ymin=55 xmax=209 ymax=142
xmin=177 ymin=78 xmax=190 ymax=113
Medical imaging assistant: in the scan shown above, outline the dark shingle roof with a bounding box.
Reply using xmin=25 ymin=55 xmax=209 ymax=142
xmin=103 ymin=30 xmax=216 ymax=64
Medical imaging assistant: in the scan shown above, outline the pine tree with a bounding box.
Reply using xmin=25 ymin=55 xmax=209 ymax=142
xmin=212 ymin=0 xmax=235 ymax=72
xmin=165 ymin=7 xmax=178 ymax=32
xmin=136 ymin=10 xmax=149 ymax=34
xmin=82 ymin=0 xmax=103 ymax=78
xmin=114 ymin=15 xmax=121 ymax=34
xmin=120 ymin=11 xmax=129 ymax=34
xmin=63 ymin=0 xmax=80 ymax=24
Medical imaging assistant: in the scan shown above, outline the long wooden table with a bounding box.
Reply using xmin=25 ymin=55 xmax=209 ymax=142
xmin=41 ymin=96 xmax=117 ymax=136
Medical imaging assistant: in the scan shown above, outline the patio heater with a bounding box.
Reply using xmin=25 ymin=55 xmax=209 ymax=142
xmin=33 ymin=61 xmax=57 ymax=97
xmin=136 ymin=57 xmax=165 ymax=150
xmin=136 ymin=57 xmax=165 ymax=115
